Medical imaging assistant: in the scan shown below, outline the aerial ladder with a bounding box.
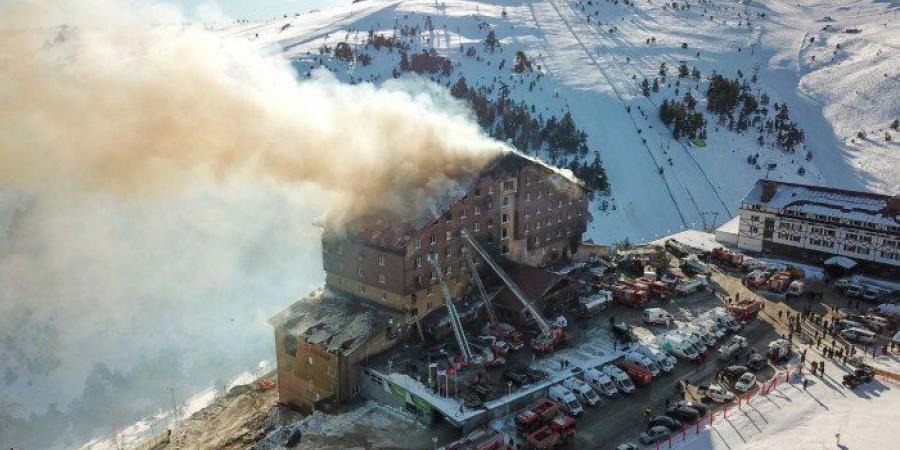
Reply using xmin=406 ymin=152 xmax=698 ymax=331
xmin=464 ymin=250 xmax=524 ymax=350
xmin=460 ymin=230 xmax=565 ymax=353
xmin=427 ymin=253 xmax=476 ymax=365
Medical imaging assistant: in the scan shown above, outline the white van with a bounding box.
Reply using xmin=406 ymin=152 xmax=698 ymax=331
xmin=583 ymin=367 xmax=618 ymax=397
xmin=710 ymin=308 xmax=741 ymax=331
xmin=696 ymin=319 xmax=725 ymax=339
xmin=636 ymin=345 xmax=676 ymax=372
xmin=660 ymin=334 xmax=700 ymax=360
xmin=601 ymin=365 xmax=635 ymax=394
xmin=549 ymin=385 xmax=584 ymax=416
xmin=682 ymin=324 xmax=717 ymax=346
xmin=786 ymin=280 xmax=805 ymax=298
xmin=643 ymin=308 xmax=674 ymax=325
xmin=563 ymin=377 xmax=600 ymax=406
xmin=840 ymin=327 xmax=876 ymax=344
xmin=675 ymin=330 xmax=707 ymax=354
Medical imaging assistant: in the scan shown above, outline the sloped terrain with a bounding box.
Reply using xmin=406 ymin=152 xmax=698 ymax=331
xmin=223 ymin=0 xmax=898 ymax=243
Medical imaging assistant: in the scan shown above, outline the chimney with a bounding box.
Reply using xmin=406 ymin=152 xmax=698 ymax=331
xmin=761 ymin=181 xmax=778 ymax=203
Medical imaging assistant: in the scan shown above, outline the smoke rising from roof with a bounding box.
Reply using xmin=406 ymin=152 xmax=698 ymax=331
xmin=0 ymin=0 xmax=504 ymax=225
xmin=0 ymin=0 xmax=505 ymax=446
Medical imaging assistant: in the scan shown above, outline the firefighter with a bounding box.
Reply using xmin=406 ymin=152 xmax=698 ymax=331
xmin=644 ymin=406 xmax=653 ymax=421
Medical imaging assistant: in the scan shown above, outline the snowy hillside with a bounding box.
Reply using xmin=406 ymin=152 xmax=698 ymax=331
xmin=222 ymin=0 xmax=898 ymax=243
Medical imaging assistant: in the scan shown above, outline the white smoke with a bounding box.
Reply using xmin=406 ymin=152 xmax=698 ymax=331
xmin=0 ymin=0 xmax=506 ymax=446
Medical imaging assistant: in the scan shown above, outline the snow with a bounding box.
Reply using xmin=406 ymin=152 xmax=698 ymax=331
xmin=665 ymin=358 xmax=900 ymax=450
xmin=824 ymin=255 xmax=858 ymax=269
xmin=221 ymin=0 xmax=899 ymax=246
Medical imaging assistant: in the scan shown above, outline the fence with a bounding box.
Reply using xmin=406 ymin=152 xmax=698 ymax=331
xmin=651 ymin=369 xmax=789 ymax=450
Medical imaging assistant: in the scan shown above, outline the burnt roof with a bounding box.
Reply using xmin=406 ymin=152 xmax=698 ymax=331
xmin=269 ymin=287 xmax=400 ymax=354
xmin=338 ymin=151 xmax=586 ymax=250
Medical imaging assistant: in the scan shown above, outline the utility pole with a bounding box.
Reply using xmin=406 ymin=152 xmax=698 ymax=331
xmin=168 ymin=386 xmax=179 ymax=427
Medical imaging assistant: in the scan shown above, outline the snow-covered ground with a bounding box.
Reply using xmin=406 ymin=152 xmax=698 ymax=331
xmin=222 ymin=0 xmax=899 ymax=243
xmin=667 ymin=355 xmax=900 ymax=450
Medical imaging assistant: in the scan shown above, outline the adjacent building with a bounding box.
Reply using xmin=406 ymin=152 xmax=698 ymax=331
xmin=735 ymin=179 xmax=900 ymax=276
xmin=271 ymin=151 xmax=591 ymax=413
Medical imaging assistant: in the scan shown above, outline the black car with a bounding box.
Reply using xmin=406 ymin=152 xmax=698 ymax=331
xmin=462 ymin=392 xmax=483 ymax=409
xmin=504 ymin=369 xmax=530 ymax=387
xmin=648 ymin=415 xmax=683 ymax=431
xmin=722 ymin=365 xmax=750 ymax=382
xmin=666 ymin=405 xmax=701 ymax=423
xmin=746 ymin=352 xmax=767 ymax=371
xmin=672 ymin=400 xmax=709 ymax=417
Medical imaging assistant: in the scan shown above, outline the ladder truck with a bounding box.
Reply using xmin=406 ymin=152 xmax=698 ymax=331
xmin=429 ymin=254 xmax=504 ymax=367
xmin=460 ymin=231 xmax=565 ymax=354
xmin=464 ymin=251 xmax=524 ymax=351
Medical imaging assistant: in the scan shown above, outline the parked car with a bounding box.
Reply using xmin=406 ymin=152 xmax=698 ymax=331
xmin=846 ymin=284 xmax=864 ymax=298
xmin=747 ymin=352 xmax=767 ymax=371
xmin=671 ymin=401 xmax=709 ymax=417
xmin=639 ymin=426 xmax=673 ymax=445
xmin=722 ymin=365 xmax=750 ymax=383
xmin=583 ymin=367 xmax=619 ymax=397
xmin=834 ymin=277 xmax=854 ymax=290
xmin=703 ymin=383 xmax=735 ymax=403
xmin=733 ymin=373 xmax=757 ymax=393
xmin=840 ymin=327 xmax=876 ymax=344
xmin=522 ymin=367 xmax=549 ymax=383
xmin=862 ymin=315 xmax=889 ymax=331
xmin=648 ymin=415 xmax=682 ymax=431
xmin=665 ymin=405 xmax=701 ymax=423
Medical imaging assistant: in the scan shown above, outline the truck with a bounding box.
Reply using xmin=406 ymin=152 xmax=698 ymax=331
xmin=659 ymin=334 xmax=700 ymax=360
xmin=583 ymin=367 xmax=619 ymax=397
xmin=727 ymin=299 xmax=762 ymax=322
xmin=708 ymin=247 xmax=744 ymax=267
xmin=615 ymin=360 xmax=654 ymax=385
xmin=549 ymin=385 xmax=584 ymax=416
xmin=562 ymin=377 xmax=600 ymax=406
xmin=577 ymin=290 xmax=613 ymax=318
xmin=525 ymin=415 xmax=576 ymax=449
xmin=612 ymin=285 xmax=648 ymax=308
xmin=515 ymin=399 xmax=560 ymax=436
xmin=767 ymin=267 xmax=805 ymax=293
xmin=674 ymin=330 xmax=707 ymax=355
xmin=601 ymin=365 xmax=636 ymax=394
xmin=482 ymin=323 xmax=524 ymax=351
xmin=870 ymin=303 xmax=900 ymax=321
xmin=680 ymin=254 xmax=711 ymax=275
xmin=446 ymin=429 xmax=509 ymax=450
xmin=680 ymin=323 xmax=717 ymax=347
xmin=675 ymin=275 xmax=708 ymax=297
xmin=624 ymin=351 xmax=661 ymax=376
xmin=643 ymin=307 xmax=674 ymax=325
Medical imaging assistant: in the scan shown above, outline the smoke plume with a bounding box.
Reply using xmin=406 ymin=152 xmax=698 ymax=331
xmin=0 ymin=0 xmax=504 ymax=224
xmin=0 ymin=0 xmax=506 ymax=447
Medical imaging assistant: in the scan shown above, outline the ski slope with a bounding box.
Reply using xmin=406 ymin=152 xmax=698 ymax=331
xmin=223 ymin=0 xmax=899 ymax=243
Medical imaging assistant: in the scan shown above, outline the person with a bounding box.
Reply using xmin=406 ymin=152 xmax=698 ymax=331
xmin=803 ymin=378 xmax=809 ymax=390
xmin=644 ymin=406 xmax=653 ymax=420
xmin=665 ymin=398 xmax=671 ymax=408
xmin=778 ymin=310 xmax=783 ymax=320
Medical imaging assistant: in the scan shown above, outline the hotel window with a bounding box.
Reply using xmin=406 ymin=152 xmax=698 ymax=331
xmin=357 ymin=267 xmax=364 ymax=277
xmin=501 ymin=244 xmax=509 ymax=255
xmin=446 ymin=265 xmax=452 ymax=275
xmin=557 ymin=199 xmax=563 ymax=208
xmin=378 ymin=255 xmax=385 ymax=266
xmin=501 ymin=212 xmax=509 ymax=224
xmin=475 ymin=206 xmax=481 ymax=215
xmin=526 ymin=192 xmax=532 ymax=201
xmin=487 ymin=200 xmax=493 ymax=210
xmin=378 ymin=274 xmax=386 ymax=285
xmin=446 ymin=230 xmax=452 ymax=241
xmin=502 ymin=196 xmax=510 ymax=207
xmin=489 ymin=184 xmax=494 ymax=194
xmin=415 ymin=239 xmax=421 ymax=250
xmin=474 ymin=188 xmax=481 ymax=197
xmin=503 ymin=180 xmax=514 ymax=191
xmin=460 ymin=208 xmax=467 ymax=218
xmin=474 ymin=222 xmax=481 ymax=232
xmin=488 ymin=219 xmax=494 ymax=228
xmin=307 ymin=356 xmax=314 ymax=366
xmin=336 ymin=245 xmax=343 ymax=255
xmin=501 ymin=228 xmax=508 ymax=239
xmin=415 ymin=256 xmax=422 ymax=268
xmin=430 ymin=234 xmax=436 ymax=245
xmin=446 ymin=247 xmax=452 ymax=257
xmin=380 ymin=291 xmax=387 ymax=301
